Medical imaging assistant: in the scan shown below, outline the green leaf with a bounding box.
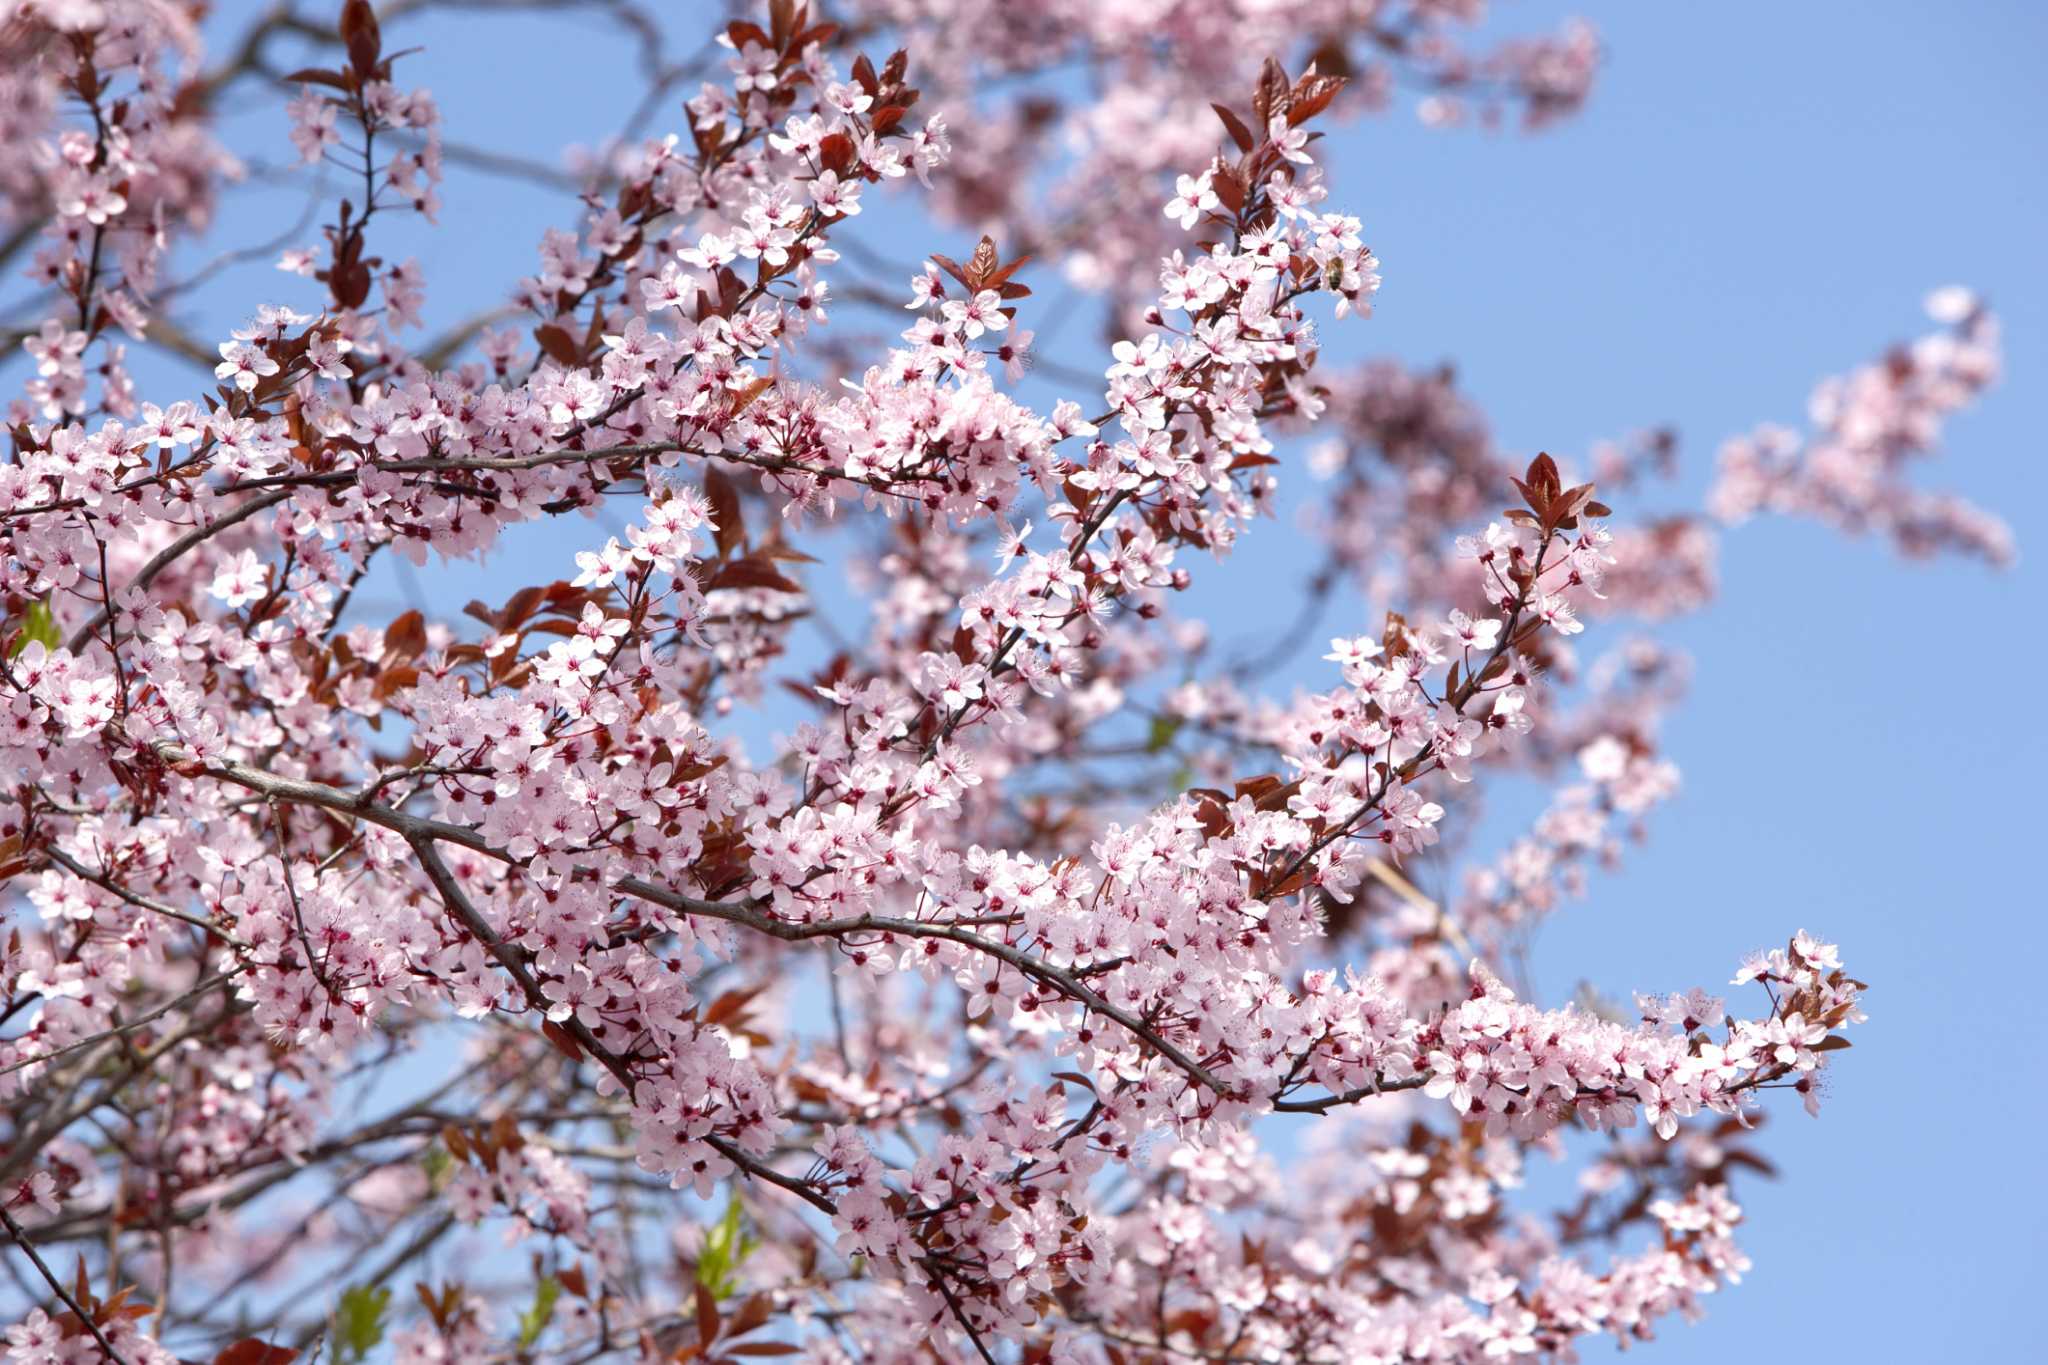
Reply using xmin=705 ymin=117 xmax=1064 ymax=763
xmin=695 ymin=1194 xmax=758 ymax=1300
xmin=420 ymin=1143 xmax=452 ymax=1190
xmin=9 ymin=597 xmax=59 ymax=658
xmin=516 ymin=1276 xmax=561 ymax=1350
xmin=333 ymin=1284 xmax=391 ymax=1365
xmin=1145 ymin=714 xmax=1182 ymax=754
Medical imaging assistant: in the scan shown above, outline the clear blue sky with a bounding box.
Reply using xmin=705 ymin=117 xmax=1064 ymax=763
xmin=130 ymin=2 xmax=2046 ymax=1356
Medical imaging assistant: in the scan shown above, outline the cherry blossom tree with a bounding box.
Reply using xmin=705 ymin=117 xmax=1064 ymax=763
xmin=0 ymin=2 xmax=2005 ymax=1363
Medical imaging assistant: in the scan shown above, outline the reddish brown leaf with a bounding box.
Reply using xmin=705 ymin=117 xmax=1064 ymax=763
xmin=709 ymin=557 xmax=803 ymax=594
xmin=695 ymin=1283 xmax=719 ymax=1349
xmin=1286 ymin=73 xmax=1348 ymax=126
xmin=533 ymin=323 xmax=583 ymax=366
xmin=793 ymin=22 xmax=837 ymax=51
xmin=703 ymin=985 xmax=767 ymax=1028
xmin=383 ymin=609 xmax=427 ymax=661
xmin=965 ymin=234 xmax=1000 ymax=286
xmin=215 ymin=1339 xmax=298 ymax=1365
xmin=1212 ymin=163 xmax=1247 ymax=214
xmin=1252 ymin=779 xmax=1302 ymax=813
xmin=501 ymin=585 xmax=548 ymax=627
xmin=1251 ymin=55 xmax=1291 ymax=125
xmin=540 ymin=1019 xmax=585 ymax=1061
xmin=372 ymin=665 xmax=420 ymax=701
xmin=725 ymin=1294 xmax=773 ymax=1339
xmin=339 ymin=0 xmax=381 ymax=80
xmin=1212 ymin=102 xmax=1256 ymax=153
xmin=523 ymin=618 xmax=582 ymax=638
xmin=334 ymin=260 xmax=373 ymax=310
xmin=703 ymin=467 xmax=746 ymax=558
xmin=281 ymin=68 xmax=350 ymax=91
xmin=729 ymin=374 xmax=776 ymax=418
xmin=984 ymin=254 xmax=1034 ymax=289
xmin=1233 ymin=773 xmax=1284 ymax=802
xmin=817 ymin=131 xmax=854 ymax=175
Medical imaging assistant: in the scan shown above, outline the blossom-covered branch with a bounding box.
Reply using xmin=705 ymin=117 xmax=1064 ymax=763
xmin=0 ymin=2 xmax=1998 ymax=1362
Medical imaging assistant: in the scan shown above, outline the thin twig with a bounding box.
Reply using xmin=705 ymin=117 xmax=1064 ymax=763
xmin=0 ymin=1204 xmax=132 ymax=1365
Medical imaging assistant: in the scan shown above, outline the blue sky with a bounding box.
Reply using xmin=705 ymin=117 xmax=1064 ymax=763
xmin=1332 ymin=4 xmax=2048 ymax=1357
xmin=106 ymin=0 xmax=2048 ymax=1356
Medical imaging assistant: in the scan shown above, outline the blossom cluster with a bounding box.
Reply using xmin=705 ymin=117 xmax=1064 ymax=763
xmin=1710 ymin=287 xmax=2013 ymax=565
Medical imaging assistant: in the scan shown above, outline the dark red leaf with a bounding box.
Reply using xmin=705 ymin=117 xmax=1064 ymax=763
xmin=382 ymin=609 xmax=427 ymax=661
xmin=533 ymin=323 xmax=583 ymax=366
xmin=1212 ymin=102 xmax=1256 ymax=153
xmin=281 ymin=68 xmax=350 ymax=91
xmin=965 ymin=234 xmax=1000 ymax=287
xmin=1212 ymin=164 xmax=1247 ymax=214
xmin=1251 ymin=56 xmax=1291 ymax=126
xmin=540 ymin=1019 xmax=584 ymax=1061
xmin=703 ymin=466 xmax=746 ymax=558
xmin=984 ymin=254 xmax=1033 ymax=289
xmin=215 ymin=1340 xmax=298 ymax=1365
xmin=339 ymin=0 xmax=381 ymax=81
xmin=695 ymin=1283 xmax=719 ymax=1349
xmin=1286 ymin=73 xmax=1347 ymax=126
xmin=710 ymin=557 xmax=802 ymax=594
